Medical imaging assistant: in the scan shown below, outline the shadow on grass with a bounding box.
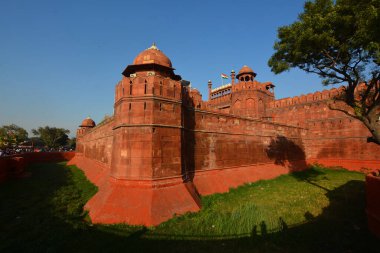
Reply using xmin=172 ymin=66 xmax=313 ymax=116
xmin=290 ymin=167 xmax=332 ymax=192
xmin=248 ymin=179 xmax=374 ymax=253
xmin=266 ymin=135 xmax=333 ymax=192
xmin=0 ymin=163 xmax=378 ymax=253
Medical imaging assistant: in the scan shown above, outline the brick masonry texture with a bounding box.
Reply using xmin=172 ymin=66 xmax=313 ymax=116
xmin=71 ymin=44 xmax=380 ymax=225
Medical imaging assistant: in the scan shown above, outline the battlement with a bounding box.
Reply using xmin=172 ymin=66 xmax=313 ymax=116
xmin=115 ymin=74 xmax=182 ymax=103
xmin=232 ymin=80 xmax=274 ymax=94
xmin=269 ymin=87 xmax=344 ymax=109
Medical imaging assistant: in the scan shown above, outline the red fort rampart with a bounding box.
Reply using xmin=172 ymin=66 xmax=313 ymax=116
xmin=69 ymin=44 xmax=380 ymax=226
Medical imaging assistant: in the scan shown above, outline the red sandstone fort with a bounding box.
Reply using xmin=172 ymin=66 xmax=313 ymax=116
xmin=68 ymin=43 xmax=380 ymax=226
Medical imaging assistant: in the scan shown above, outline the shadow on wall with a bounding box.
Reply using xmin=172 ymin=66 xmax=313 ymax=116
xmin=182 ymin=90 xmax=196 ymax=183
xmin=316 ymin=142 xmax=346 ymax=159
xmin=266 ymin=135 xmax=307 ymax=172
xmin=180 ymin=90 xmax=202 ymax=206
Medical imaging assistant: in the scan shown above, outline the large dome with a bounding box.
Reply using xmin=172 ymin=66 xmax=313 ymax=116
xmin=80 ymin=117 xmax=96 ymax=128
xmin=133 ymin=43 xmax=172 ymax=68
xmin=236 ymin=65 xmax=257 ymax=79
xmin=238 ymin=65 xmax=255 ymax=75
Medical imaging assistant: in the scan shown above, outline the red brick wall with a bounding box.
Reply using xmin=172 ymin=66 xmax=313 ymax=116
xmin=77 ymin=118 xmax=114 ymax=167
xmin=108 ymin=72 xmax=184 ymax=181
xmin=76 ymin=83 xmax=379 ymax=184
xmin=267 ymin=89 xmax=380 ymax=171
xmin=110 ymin=127 xmax=153 ymax=180
xmin=182 ymin=109 xmax=307 ymax=178
xmin=0 ymin=152 xmax=75 ymax=183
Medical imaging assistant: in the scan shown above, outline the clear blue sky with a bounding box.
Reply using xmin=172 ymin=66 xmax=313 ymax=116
xmin=0 ymin=0 xmax=330 ymax=137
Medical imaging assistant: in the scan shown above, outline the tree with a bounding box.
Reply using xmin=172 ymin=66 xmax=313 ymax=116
xmin=268 ymin=0 xmax=380 ymax=144
xmin=28 ymin=137 xmax=45 ymax=148
xmin=32 ymin=126 xmax=70 ymax=149
xmin=66 ymin=137 xmax=76 ymax=150
xmin=0 ymin=124 xmax=28 ymax=149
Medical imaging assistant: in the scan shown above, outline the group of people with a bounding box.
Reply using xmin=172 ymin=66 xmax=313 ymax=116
xmin=0 ymin=147 xmax=32 ymax=157
xmin=0 ymin=147 xmax=73 ymax=157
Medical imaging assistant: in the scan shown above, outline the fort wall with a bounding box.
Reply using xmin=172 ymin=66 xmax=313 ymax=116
xmin=267 ymin=88 xmax=380 ymax=171
xmin=76 ymin=117 xmax=115 ymax=168
xmin=182 ymin=108 xmax=306 ymax=194
xmin=70 ymin=45 xmax=380 ymax=225
xmin=188 ymin=109 xmax=304 ymax=169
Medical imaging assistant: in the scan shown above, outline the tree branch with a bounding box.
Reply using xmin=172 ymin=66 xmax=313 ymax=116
xmin=328 ymin=102 xmax=361 ymax=120
xmin=310 ymin=65 xmax=347 ymax=82
xmin=321 ymin=49 xmax=353 ymax=82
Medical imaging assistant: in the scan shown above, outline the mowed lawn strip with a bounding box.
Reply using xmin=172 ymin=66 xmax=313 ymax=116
xmin=0 ymin=162 xmax=377 ymax=253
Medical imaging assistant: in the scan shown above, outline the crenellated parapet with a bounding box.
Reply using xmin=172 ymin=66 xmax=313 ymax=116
xmin=114 ymin=75 xmax=182 ymax=104
xmin=269 ymin=87 xmax=345 ymax=109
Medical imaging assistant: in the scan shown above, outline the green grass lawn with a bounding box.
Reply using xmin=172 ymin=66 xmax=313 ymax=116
xmin=0 ymin=163 xmax=378 ymax=253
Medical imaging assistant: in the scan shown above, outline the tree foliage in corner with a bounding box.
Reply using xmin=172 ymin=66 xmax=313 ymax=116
xmin=0 ymin=124 xmax=28 ymax=149
xmin=268 ymin=0 xmax=380 ymax=144
xmin=32 ymin=126 xmax=70 ymax=149
xmin=67 ymin=137 xmax=76 ymax=150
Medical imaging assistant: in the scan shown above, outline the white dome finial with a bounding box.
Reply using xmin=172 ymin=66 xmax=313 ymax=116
xmin=148 ymin=42 xmax=158 ymax=50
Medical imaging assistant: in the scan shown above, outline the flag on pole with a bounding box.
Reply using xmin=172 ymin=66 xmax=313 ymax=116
xmin=221 ymin=73 xmax=229 ymax=79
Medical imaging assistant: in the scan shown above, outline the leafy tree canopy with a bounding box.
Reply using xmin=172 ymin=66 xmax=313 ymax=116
xmin=32 ymin=126 xmax=70 ymax=149
xmin=269 ymin=0 xmax=380 ymax=144
xmin=67 ymin=137 xmax=76 ymax=150
xmin=0 ymin=124 xmax=28 ymax=149
xmin=28 ymin=137 xmax=45 ymax=147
